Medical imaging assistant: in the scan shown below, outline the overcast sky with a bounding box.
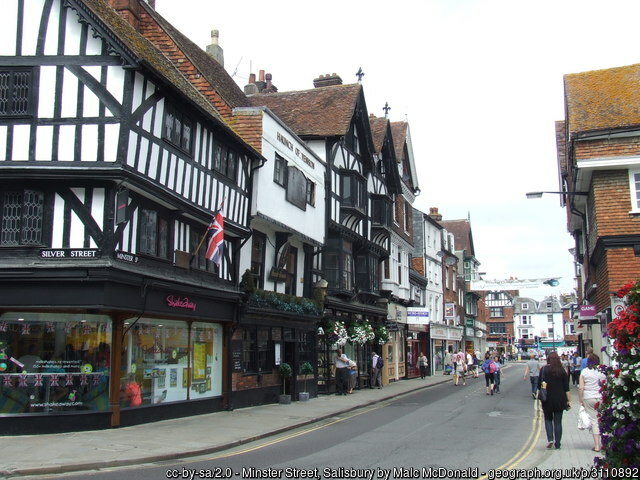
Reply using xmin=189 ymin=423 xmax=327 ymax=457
xmin=155 ymin=0 xmax=640 ymax=299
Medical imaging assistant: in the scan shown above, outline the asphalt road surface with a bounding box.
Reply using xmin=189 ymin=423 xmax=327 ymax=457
xmin=27 ymin=365 xmax=539 ymax=480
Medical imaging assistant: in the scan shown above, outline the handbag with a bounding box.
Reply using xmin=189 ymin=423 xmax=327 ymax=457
xmin=577 ymin=405 xmax=592 ymax=430
xmin=537 ymin=367 xmax=548 ymax=402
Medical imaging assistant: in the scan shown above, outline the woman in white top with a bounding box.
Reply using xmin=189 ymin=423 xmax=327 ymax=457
xmin=578 ymin=353 xmax=607 ymax=452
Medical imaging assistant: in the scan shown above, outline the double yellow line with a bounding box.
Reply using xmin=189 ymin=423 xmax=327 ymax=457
xmin=478 ymin=400 xmax=543 ymax=479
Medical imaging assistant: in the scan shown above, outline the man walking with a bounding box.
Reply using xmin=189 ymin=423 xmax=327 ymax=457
xmin=523 ymin=353 xmax=541 ymax=398
xmin=371 ymin=351 xmax=383 ymax=389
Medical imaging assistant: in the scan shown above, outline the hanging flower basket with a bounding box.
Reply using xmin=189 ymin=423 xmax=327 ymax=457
xmin=594 ymin=280 xmax=640 ymax=471
xmin=325 ymin=319 xmax=348 ymax=346
xmin=349 ymin=321 xmax=375 ymax=345
xmin=375 ymin=324 xmax=390 ymax=345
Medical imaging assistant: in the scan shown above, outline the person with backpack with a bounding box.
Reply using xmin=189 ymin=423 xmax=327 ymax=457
xmin=493 ymin=355 xmax=502 ymax=393
xmin=371 ymin=351 xmax=383 ymax=389
xmin=481 ymin=352 xmax=496 ymax=395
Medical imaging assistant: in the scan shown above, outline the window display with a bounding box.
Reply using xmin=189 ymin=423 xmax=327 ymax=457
xmin=0 ymin=312 xmax=111 ymax=414
xmin=120 ymin=319 xmax=222 ymax=407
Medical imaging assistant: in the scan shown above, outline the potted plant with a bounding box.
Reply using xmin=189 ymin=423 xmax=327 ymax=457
xmin=298 ymin=361 xmax=314 ymax=401
xmin=279 ymin=362 xmax=292 ymax=404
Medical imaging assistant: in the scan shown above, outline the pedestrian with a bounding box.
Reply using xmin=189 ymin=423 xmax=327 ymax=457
xmin=454 ymin=351 xmax=466 ymax=386
xmin=523 ymin=353 xmax=541 ymax=399
xmin=578 ymin=353 xmax=606 ymax=452
xmin=444 ymin=350 xmax=453 ymax=375
xmin=538 ymin=352 xmax=571 ymax=450
xmin=580 ymin=346 xmax=593 ymax=370
xmin=561 ymin=353 xmax=570 ymax=377
xmin=347 ymin=359 xmax=357 ymax=394
xmin=493 ymin=355 xmax=502 ymax=393
xmin=481 ymin=352 xmax=496 ymax=395
xmin=466 ymin=350 xmax=474 ymax=376
xmin=570 ymin=351 xmax=582 ymax=386
xmin=417 ymin=352 xmax=428 ymax=379
xmin=472 ymin=353 xmax=480 ymax=378
xmin=334 ymin=348 xmax=350 ymax=395
xmin=371 ymin=351 xmax=383 ymax=389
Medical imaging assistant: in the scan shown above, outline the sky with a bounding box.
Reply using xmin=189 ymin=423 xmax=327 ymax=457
xmin=155 ymin=0 xmax=640 ymax=300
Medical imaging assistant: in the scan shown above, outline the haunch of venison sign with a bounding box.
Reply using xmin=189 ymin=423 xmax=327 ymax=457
xmin=39 ymin=249 xmax=100 ymax=259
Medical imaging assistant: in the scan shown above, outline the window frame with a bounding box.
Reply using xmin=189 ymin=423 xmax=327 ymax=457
xmin=340 ymin=172 xmax=366 ymax=211
xmin=138 ymin=207 xmax=172 ymax=260
xmin=0 ymin=67 xmax=35 ymax=118
xmin=162 ymin=101 xmax=194 ymax=155
xmin=242 ymin=326 xmax=273 ymax=374
xmin=628 ymin=168 xmax=640 ymax=213
xmin=274 ymin=154 xmax=287 ymax=187
xmin=0 ymin=188 xmax=45 ymax=246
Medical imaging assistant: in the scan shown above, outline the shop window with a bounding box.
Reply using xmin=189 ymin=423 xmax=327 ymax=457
xmin=138 ymin=208 xmax=170 ymax=259
xmin=0 ymin=68 xmax=34 ymax=117
xmin=242 ymin=327 xmax=273 ymax=373
xmin=0 ymin=312 xmax=111 ymax=415
xmin=1 ymin=189 xmax=44 ymax=246
xmin=190 ymin=322 xmax=223 ymax=399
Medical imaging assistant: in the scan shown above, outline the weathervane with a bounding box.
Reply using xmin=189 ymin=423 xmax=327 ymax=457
xmin=356 ymin=67 xmax=364 ymax=83
xmin=383 ymin=102 xmax=391 ymax=118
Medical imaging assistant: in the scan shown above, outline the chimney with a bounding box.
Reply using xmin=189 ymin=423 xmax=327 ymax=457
xmin=205 ymin=29 xmax=224 ymax=67
xmin=255 ymin=69 xmax=267 ymax=92
xmin=313 ymin=73 xmax=343 ymax=88
xmin=429 ymin=207 xmax=443 ymax=221
xmin=244 ymin=73 xmax=258 ymax=95
xmin=108 ymin=0 xmax=142 ymax=30
xmin=263 ymin=73 xmax=278 ymax=93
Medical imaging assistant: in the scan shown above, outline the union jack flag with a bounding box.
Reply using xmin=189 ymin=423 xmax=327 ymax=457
xmin=205 ymin=206 xmax=224 ymax=269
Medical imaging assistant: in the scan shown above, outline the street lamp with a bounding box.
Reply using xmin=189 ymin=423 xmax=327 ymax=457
xmin=543 ymin=279 xmax=560 ymax=353
xmin=526 ymin=191 xmax=588 ymax=199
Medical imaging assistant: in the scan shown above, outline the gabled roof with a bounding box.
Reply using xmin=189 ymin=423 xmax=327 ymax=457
xmin=368 ymin=115 xmax=403 ymax=195
xmin=138 ymin=2 xmax=248 ymax=109
xmin=246 ymin=84 xmax=362 ymax=137
xmin=564 ymin=63 xmax=640 ymax=135
xmin=73 ymin=0 xmax=261 ymax=158
xmin=439 ymin=219 xmax=476 ymax=258
xmin=391 ymin=120 xmax=419 ymax=194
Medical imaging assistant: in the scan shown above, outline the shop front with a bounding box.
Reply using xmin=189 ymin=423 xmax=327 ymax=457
xmin=0 ymin=273 xmax=237 ymax=434
xmin=429 ymin=323 xmax=464 ymax=374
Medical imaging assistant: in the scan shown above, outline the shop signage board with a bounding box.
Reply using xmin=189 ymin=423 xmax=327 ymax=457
xmin=407 ymin=307 xmax=429 ymax=325
xmin=39 ymin=249 xmax=100 ymax=259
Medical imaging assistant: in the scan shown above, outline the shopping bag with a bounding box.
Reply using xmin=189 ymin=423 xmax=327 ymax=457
xmin=577 ymin=405 xmax=592 ymax=430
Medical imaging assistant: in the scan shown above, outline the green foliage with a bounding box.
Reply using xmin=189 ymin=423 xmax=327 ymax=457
xmin=299 ymin=361 xmax=314 ymax=394
xmin=279 ymin=362 xmax=292 ymax=395
xmin=300 ymin=361 xmax=314 ymax=375
xmin=375 ymin=324 xmax=390 ymax=345
xmin=248 ymin=289 xmax=322 ymax=316
xmin=239 ymin=269 xmax=256 ymax=294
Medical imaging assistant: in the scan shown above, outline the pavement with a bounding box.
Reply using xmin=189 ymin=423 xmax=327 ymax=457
xmin=0 ymin=363 xmax=601 ymax=478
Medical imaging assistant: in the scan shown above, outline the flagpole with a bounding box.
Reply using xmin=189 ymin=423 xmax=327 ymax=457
xmin=191 ymin=199 xmax=225 ymax=262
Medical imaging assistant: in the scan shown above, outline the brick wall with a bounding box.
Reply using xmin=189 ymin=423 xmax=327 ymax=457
xmin=592 ymin=170 xmax=640 ymax=236
xmin=575 ymin=136 xmax=640 ymax=160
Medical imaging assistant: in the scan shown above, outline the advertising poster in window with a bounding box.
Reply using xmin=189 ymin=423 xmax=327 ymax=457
xmin=192 ymin=342 xmax=207 ymax=382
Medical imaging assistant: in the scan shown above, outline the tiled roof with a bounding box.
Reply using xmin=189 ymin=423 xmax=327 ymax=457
xmin=138 ymin=2 xmax=248 ymax=110
xmin=390 ymin=121 xmax=408 ymax=163
xmin=76 ymin=0 xmax=261 ymax=158
xmin=440 ymin=219 xmax=475 ymax=256
xmin=369 ymin=116 xmax=388 ymax=152
xmin=246 ymin=84 xmax=362 ymax=137
xmin=565 ymin=63 xmax=640 ymax=134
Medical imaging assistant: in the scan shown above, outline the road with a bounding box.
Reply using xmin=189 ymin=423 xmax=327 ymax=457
xmin=28 ymin=365 xmax=540 ymax=480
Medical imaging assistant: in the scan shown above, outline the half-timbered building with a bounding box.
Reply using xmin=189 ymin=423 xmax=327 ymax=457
xmin=247 ymin=74 xmax=402 ymax=392
xmin=0 ymin=0 xmax=264 ymax=433
xmin=232 ymin=104 xmax=326 ymax=405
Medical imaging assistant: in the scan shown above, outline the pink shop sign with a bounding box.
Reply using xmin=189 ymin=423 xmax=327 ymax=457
xmin=579 ymin=304 xmax=597 ymax=319
xmin=166 ymin=295 xmax=197 ymax=312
